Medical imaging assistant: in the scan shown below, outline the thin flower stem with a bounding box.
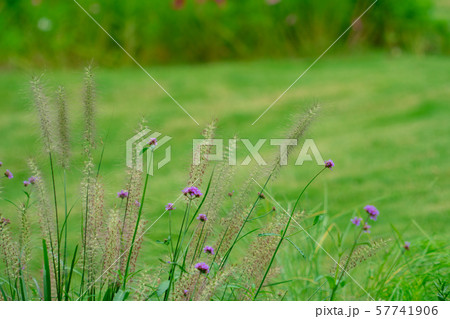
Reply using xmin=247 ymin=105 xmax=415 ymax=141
xmin=253 ymin=167 xmax=327 ymax=300
xmin=48 ymin=152 xmax=62 ymax=300
xmin=329 ymin=216 xmax=368 ymax=301
xmin=190 ymin=273 xmax=202 ymax=301
xmin=180 ymin=222 xmax=200 ymax=272
xmin=79 ymin=164 xmax=91 ymax=299
xmin=62 ymin=169 xmax=68 ymax=300
xmin=190 ymin=222 xmax=205 ymax=266
xmin=168 ymin=211 xmax=174 ymax=259
xmin=120 ymin=175 xmax=133 ymax=236
xmin=164 ymin=200 xmax=191 ymax=300
xmin=219 ymin=173 xmax=273 ymax=269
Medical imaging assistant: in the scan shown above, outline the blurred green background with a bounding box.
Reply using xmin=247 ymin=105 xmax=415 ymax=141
xmin=1 ymin=0 xmax=449 ymax=68
xmin=0 ymin=0 xmax=449 ymax=300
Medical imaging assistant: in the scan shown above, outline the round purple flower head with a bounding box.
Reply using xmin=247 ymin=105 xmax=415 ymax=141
xmin=23 ymin=180 xmax=31 ymax=187
xmin=351 ymin=217 xmax=362 ymax=226
xmin=182 ymin=186 xmax=203 ymax=198
xmin=404 ymin=241 xmax=410 ymax=251
xmin=363 ymin=223 xmax=371 ymax=233
xmin=28 ymin=176 xmax=37 ymax=185
xmin=148 ymin=138 xmax=158 ymax=147
xmin=203 ymin=246 xmax=214 ymax=255
xmin=183 ymin=289 xmax=189 ymax=296
xmin=117 ymin=190 xmax=129 ymax=199
xmin=4 ymin=169 xmax=13 ymax=179
xmin=325 ymin=160 xmax=334 ymax=169
xmin=134 ymin=200 xmax=141 ymax=207
xmin=228 ymin=191 xmax=234 ymax=198
xmin=165 ymin=203 xmax=175 ymax=211
xmin=197 ymin=214 xmax=208 ymax=222
xmin=195 ymin=262 xmax=210 ymax=274
xmin=364 ymin=205 xmax=379 ymax=221
xmin=0 ymin=161 xmax=3 ymax=167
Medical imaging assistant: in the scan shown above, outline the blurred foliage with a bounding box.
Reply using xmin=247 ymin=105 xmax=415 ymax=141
xmin=0 ymin=0 xmax=448 ymax=68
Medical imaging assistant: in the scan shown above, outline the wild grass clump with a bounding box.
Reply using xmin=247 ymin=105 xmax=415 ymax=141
xmin=0 ymin=71 xmax=447 ymax=301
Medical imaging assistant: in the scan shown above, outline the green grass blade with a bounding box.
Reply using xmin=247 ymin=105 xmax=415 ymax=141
xmin=42 ymin=239 xmax=52 ymax=301
xmin=64 ymin=245 xmax=78 ymax=301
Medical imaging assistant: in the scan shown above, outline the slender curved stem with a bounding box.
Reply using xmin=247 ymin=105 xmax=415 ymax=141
xmin=253 ymin=167 xmax=326 ymax=300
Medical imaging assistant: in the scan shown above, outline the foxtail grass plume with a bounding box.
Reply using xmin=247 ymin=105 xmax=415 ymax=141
xmin=267 ymin=104 xmax=320 ymax=177
xmin=55 ymin=86 xmax=71 ymax=168
xmin=83 ymin=66 xmax=96 ymax=153
xmin=188 ymin=120 xmax=217 ymax=188
xmin=31 ymin=75 xmax=54 ymax=153
xmin=331 ymin=238 xmax=390 ymax=275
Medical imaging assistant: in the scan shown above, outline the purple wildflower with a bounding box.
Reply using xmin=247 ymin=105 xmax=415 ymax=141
xmin=404 ymin=241 xmax=410 ymax=251
xmin=148 ymin=137 xmax=158 ymax=147
xmin=195 ymin=262 xmax=210 ymax=274
xmin=182 ymin=186 xmax=203 ymax=198
xmin=183 ymin=289 xmax=189 ymax=296
xmin=165 ymin=203 xmax=175 ymax=211
xmin=363 ymin=223 xmax=371 ymax=233
xmin=0 ymin=161 xmax=2 ymax=167
xmin=351 ymin=217 xmax=362 ymax=226
xmin=228 ymin=191 xmax=234 ymax=198
xmin=325 ymin=160 xmax=334 ymax=169
xmin=364 ymin=205 xmax=379 ymax=221
xmin=134 ymin=200 xmax=141 ymax=207
xmin=203 ymin=246 xmax=215 ymax=255
xmin=197 ymin=214 xmax=208 ymax=222
xmin=28 ymin=176 xmax=37 ymax=184
xmin=117 ymin=190 xmax=129 ymax=199
xmin=4 ymin=169 xmax=13 ymax=179
xmin=23 ymin=180 xmax=31 ymax=187
xmin=0 ymin=217 xmax=10 ymax=227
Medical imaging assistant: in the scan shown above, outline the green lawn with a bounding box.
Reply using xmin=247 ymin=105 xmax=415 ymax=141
xmin=0 ymin=53 xmax=449 ymax=299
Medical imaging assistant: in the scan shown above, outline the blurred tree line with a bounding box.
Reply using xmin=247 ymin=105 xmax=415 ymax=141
xmin=0 ymin=0 xmax=448 ymax=68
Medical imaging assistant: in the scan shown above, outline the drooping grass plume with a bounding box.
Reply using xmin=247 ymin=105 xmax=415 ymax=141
xmin=331 ymin=238 xmax=391 ymax=275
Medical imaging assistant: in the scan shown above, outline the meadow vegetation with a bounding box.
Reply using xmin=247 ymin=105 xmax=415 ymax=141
xmin=0 ymin=53 xmax=449 ymax=300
